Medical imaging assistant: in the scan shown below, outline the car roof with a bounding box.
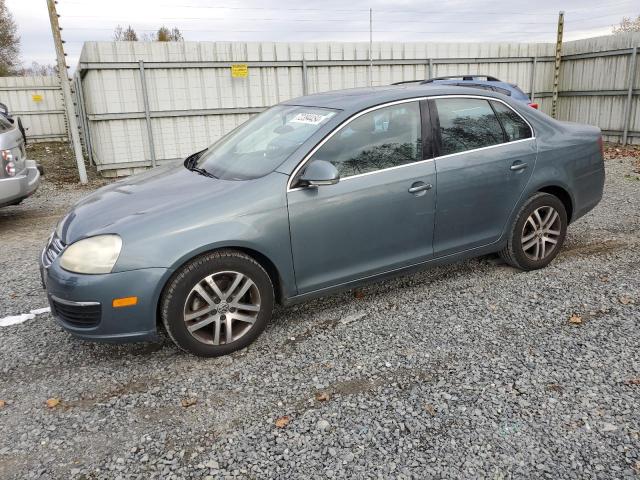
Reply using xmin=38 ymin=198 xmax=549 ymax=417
xmin=282 ymin=84 xmax=515 ymax=112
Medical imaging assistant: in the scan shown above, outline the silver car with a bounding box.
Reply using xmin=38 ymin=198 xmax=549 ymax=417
xmin=0 ymin=113 xmax=40 ymax=208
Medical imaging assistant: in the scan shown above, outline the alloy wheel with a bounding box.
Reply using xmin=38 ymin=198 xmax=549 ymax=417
xmin=183 ymin=270 xmax=261 ymax=345
xmin=521 ymin=206 xmax=562 ymax=261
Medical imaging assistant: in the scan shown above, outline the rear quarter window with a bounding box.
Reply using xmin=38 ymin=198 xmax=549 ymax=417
xmin=491 ymin=101 xmax=533 ymax=141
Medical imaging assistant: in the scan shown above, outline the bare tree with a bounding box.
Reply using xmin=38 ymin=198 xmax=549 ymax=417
xmin=613 ymin=15 xmax=640 ymax=33
xmin=169 ymin=27 xmax=184 ymax=41
xmin=114 ymin=24 xmax=139 ymax=41
xmin=116 ymin=25 xmax=183 ymax=42
xmin=19 ymin=61 xmax=57 ymax=76
xmin=0 ymin=0 xmax=20 ymax=76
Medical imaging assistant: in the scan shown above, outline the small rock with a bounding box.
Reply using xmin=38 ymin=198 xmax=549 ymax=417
xmin=317 ymin=419 xmax=330 ymax=432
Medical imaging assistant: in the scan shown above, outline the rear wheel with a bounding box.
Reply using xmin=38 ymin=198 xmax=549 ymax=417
xmin=161 ymin=250 xmax=274 ymax=357
xmin=499 ymin=193 xmax=567 ymax=271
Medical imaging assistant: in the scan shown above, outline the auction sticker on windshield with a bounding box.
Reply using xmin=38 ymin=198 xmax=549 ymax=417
xmin=289 ymin=112 xmax=335 ymax=125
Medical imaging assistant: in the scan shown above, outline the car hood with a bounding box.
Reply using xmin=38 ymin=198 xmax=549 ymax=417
xmin=58 ymin=162 xmax=255 ymax=244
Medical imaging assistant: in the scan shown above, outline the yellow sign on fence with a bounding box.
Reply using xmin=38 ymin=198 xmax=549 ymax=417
xmin=231 ymin=64 xmax=249 ymax=78
xmin=32 ymin=94 xmax=43 ymax=103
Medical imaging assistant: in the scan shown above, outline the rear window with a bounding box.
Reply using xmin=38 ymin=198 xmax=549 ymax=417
xmin=433 ymin=98 xmax=504 ymax=156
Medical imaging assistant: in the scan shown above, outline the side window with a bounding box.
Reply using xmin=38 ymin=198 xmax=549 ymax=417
xmin=310 ymin=101 xmax=422 ymax=178
xmin=433 ymin=98 xmax=504 ymax=156
xmin=491 ymin=101 xmax=533 ymax=141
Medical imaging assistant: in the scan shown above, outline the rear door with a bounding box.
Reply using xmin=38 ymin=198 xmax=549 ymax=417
xmin=429 ymin=96 xmax=537 ymax=256
xmin=287 ymin=100 xmax=437 ymax=294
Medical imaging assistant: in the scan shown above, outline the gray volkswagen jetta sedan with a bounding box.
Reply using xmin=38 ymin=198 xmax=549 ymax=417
xmin=41 ymin=85 xmax=604 ymax=356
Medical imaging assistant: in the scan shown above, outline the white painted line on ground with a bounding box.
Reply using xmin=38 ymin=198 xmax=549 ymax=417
xmin=0 ymin=307 xmax=51 ymax=327
xmin=30 ymin=307 xmax=51 ymax=315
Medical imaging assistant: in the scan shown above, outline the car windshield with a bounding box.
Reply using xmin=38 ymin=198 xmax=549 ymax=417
xmin=0 ymin=116 xmax=13 ymax=133
xmin=195 ymin=105 xmax=338 ymax=180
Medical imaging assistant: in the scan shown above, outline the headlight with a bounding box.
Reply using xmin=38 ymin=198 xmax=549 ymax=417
xmin=59 ymin=235 xmax=122 ymax=274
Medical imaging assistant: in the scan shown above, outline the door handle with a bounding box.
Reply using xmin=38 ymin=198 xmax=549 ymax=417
xmin=408 ymin=183 xmax=433 ymax=194
xmin=510 ymin=162 xmax=528 ymax=171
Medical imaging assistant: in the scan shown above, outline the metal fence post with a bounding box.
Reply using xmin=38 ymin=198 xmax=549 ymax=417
xmin=551 ymin=11 xmax=564 ymax=118
xmin=75 ymin=74 xmax=94 ymax=166
xmin=301 ymin=59 xmax=308 ymax=96
xmin=529 ymin=56 xmax=537 ymax=102
xmin=138 ymin=60 xmax=157 ymax=168
xmin=622 ymin=46 xmax=638 ymax=145
xmin=428 ymin=58 xmax=433 ymax=79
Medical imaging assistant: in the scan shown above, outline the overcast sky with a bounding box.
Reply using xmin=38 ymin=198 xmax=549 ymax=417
xmin=8 ymin=0 xmax=638 ymax=70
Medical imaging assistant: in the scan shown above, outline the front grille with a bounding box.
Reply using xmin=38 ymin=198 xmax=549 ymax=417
xmin=42 ymin=234 xmax=65 ymax=268
xmin=50 ymin=297 xmax=101 ymax=327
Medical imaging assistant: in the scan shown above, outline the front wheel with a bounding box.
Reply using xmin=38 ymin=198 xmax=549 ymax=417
xmin=160 ymin=250 xmax=274 ymax=357
xmin=499 ymin=193 xmax=568 ymax=271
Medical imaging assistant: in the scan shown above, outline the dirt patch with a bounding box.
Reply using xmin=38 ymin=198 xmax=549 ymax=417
xmin=62 ymin=379 xmax=155 ymax=410
xmin=26 ymin=141 xmax=108 ymax=188
xmin=604 ymin=142 xmax=640 ymax=161
xmin=560 ymin=239 xmax=628 ymax=258
xmin=604 ymin=142 xmax=640 ymax=174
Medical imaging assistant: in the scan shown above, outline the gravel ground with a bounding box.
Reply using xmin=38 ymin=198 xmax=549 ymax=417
xmin=0 ymin=148 xmax=639 ymax=479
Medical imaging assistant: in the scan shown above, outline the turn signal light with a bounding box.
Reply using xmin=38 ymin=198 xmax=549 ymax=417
xmin=112 ymin=296 xmax=138 ymax=308
xmin=528 ymin=103 xmax=539 ymax=109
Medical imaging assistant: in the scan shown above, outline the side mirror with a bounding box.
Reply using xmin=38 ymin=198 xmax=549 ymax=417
xmin=299 ymin=160 xmax=340 ymax=187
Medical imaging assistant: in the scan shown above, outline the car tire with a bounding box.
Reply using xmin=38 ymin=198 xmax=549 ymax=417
xmin=499 ymin=192 xmax=567 ymax=271
xmin=160 ymin=249 xmax=274 ymax=357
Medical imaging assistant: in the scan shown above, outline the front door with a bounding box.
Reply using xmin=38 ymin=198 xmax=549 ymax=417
xmin=287 ymin=100 xmax=436 ymax=294
xmin=429 ymin=97 xmax=537 ymax=256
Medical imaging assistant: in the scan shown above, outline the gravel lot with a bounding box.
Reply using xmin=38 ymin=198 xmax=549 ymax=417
xmin=0 ymin=146 xmax=639 ymax=479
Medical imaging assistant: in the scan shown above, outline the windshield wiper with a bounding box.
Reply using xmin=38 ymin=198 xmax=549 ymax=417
xmin=184 ymin=149 xmax=217 ymax=178
xmin=189 ymin=166 xmax=217 ymax=178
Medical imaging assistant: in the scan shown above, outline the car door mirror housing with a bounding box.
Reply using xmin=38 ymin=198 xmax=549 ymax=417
xmin=299 ymin=160 xmax=340 ymax=187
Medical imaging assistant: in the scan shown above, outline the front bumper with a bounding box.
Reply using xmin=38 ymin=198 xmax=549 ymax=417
xmin=41 ymin=260 xmax=170 ymax=343
xmin=0 ymin=160 xmax=40 ymax=207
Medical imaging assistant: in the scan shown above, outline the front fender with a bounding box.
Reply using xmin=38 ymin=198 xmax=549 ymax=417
xmin=111 ymin=173 xmax=297 ymax=299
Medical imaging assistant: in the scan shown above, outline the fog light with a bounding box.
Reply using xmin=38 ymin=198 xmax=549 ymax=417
xmin=5 ymin=161 xmax=15 ymax=176
xmin=112 ymin=296 xmax=138 ymax=308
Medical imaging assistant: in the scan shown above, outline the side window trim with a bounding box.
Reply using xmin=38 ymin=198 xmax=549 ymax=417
xmin=288 ymin=98 xmax=427 ymax=189
xmin=419 ymin=99 xmax=434 ymax=160
xmin=429 ymin=97 xmax=534 ymax=160
xmin=426 ymin=99 xmax=443 ymax=159
xmin=287 ymin=95 xmax=535 ymax=191
xmin=488 ymin=100 xmax=509 ymax=143
xmin=490 ymin=99 xmax=534 ymax=142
